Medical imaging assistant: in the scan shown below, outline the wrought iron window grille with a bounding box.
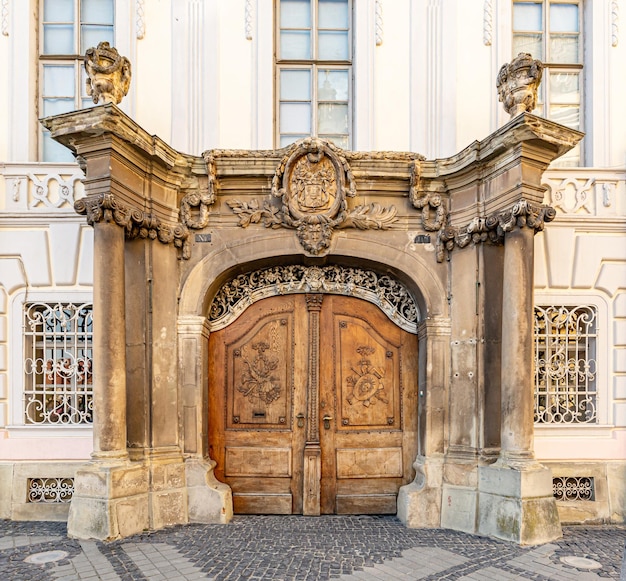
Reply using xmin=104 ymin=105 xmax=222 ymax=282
xmin=534 ymin=305 xmax=597 ymax=424
xmin=553 ymin=476 xmax=595 ymax=501
xmin=27 ymin=477 xmax=75 ymax=503
xmin=23 ymin=302 xmax=93 ymax=425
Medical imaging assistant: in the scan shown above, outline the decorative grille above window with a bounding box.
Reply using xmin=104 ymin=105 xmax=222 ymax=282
xmin=23 ymin=302 xmax=93 ymax=425
xmin=27 ymin=477 xmax=75 ymax=503
xmin=534 ymin=305 xmax=597 ymax=424
xmin=553 ymin=476 xmax=595 ymax=501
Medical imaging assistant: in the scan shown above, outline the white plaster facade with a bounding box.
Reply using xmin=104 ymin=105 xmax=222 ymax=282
xmin=0 ymin=0 xmax=624 ymax=528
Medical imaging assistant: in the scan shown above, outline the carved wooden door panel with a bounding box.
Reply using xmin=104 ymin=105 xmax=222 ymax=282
xmin=319 ymin=295 xmax=418 ymax=514
xmin=208 ymin=295 xmax=308 ymax=514
xmin=208 ymin=293 xmax=418 ymax=515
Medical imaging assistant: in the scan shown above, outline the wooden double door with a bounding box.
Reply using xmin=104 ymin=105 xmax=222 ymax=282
xmin=208 ymin=294 xmax=418 ymax=515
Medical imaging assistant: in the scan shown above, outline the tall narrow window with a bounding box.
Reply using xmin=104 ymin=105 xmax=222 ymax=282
xmin=277 ymin=0 xmax=352 ymax=149
xmin=512 ymin=1 xmax=582 ymax=166
xmin=534 ymin=305 xmax=597 ymax=424
xmin=40 ymin=0 xmax=114 ymax=161
xmin=23 ymin=302 xmax=93 ymax=425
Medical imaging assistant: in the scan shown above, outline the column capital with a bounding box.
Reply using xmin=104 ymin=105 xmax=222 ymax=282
xmin=437 ymin=198 xmax=556 ymax=261
xmin=75 ymin=193 xmax=190 ymax=258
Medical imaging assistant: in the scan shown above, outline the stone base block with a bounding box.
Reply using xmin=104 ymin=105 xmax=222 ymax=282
xmin=67 ymin=461 xmax=149 ymax=541
xmin=186 ymin=458 xmax=233 ymax=524
xmin=441 ymin=484 xmax=477 ymax=533
xmin=148 ymin=456 xmax=188 ymax=529
xmin=397 ymin=457 xmax=442 ymax=528
xmin=478 ymin=463 xmax=562 ymax=545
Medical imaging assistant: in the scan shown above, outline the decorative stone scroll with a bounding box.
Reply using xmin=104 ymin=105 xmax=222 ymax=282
xmin=437 ymin=199 xmax=556 ymax=262
xmin=409 ymin=158 xmax=447 ymax=232
xmin=208 ymin=265 xmax=419 ymax=333
xmin=181 ymin=153 xmax=217 ymax=229
xmin=74 ymin=193 xmax=190 ymax=258
xmin=227 ymin=138 xmax=398 ymax=255
xmin=497 ymin=53 xmax=543 ymax=118
xmin=84 ymin=42 xmax=132 ymax=105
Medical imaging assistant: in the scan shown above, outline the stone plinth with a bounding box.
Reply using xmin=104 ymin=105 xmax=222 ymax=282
xmin=478 ymin=462 xmax=561 ymax=545
xmin=186 ymin=459 xmax=233 ymax=524
xmin=67 ymin=461 xmax=149 ymax=541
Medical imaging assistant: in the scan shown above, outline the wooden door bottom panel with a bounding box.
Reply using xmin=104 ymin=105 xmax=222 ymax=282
xmin=335 ymin=447 xmax=403 ymax=478
xmin=336 ymin=479 xmax=402 ymax=495
xmin=225 ymin=446 xmax=292 ymax=477
xmin=335 ymin=494 xmax=397 ymax=514
xmin=233 ymin=493 xmax=293 ymax=514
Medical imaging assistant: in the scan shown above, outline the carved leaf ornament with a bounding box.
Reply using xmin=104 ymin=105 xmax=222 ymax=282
xmin=227 ymin=138 xmax=398 ymax=255
xmin=208 ymin=265 xmax=419 ymax=334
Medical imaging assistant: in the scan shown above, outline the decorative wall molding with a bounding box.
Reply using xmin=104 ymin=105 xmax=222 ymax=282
xmin=208 ymin=265 xmax=419 ymax=333
xmin=483 ymin=0 xmax=493 ymax=46
xmin=543 ymin=177 xmax=594 ymax=214
xmin=245 ymin=0 xmax=253 ymax=40
xmin=136 ymin=0 xmax=145 ymax=40
xmin=74 ymin=193 xmax=190 ymax=258
xmin=437 ymin=199 xmax=556 ymax=262
xmin=375 ymin=0 xmax=384 ymax=46
xmin=29 ymin=173 xmax=84 ymax=209
xmin=1 ymin=0 xmax=8 ymax=36
xmin=612 ymin=1 xmax=619 ymax=47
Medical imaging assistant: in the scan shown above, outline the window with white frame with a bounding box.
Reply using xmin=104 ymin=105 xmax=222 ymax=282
xmin=534 ymin=305 xmax=597 ymax=424
xmin=277 ymin=0 xmax=352 ymax=149
xmin=40 ymin=0 xmax=114 ymax=162
xmin=23 ymin=302 xmax=93 ymax=425
xmin=512 ymin=1 xmax=582 ymax=166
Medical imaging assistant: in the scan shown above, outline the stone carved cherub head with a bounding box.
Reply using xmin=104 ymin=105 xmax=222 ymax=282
xmin=84 ymin=42 xmax=132 ymax=105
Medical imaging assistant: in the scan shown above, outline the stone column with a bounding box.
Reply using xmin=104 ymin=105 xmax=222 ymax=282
xmin=91 ymin=216 xmax=128 ymax=458
xmin=500 ymin=226 xmax=535 ymax=461
xmin=478 ymin=216 xmax=561 ymax=545
xmin=67 ymin=194 xmax=149 ymax=541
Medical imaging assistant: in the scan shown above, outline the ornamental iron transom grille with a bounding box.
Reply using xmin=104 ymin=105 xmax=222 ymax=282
xmin=553 ymin=476 xmax=595 ymax=501
xmin=534 ymin=305 xmax=597 ymax=424
xmin=23 ymin=302 xmax=93 ymax=425
xmin=27 ymin=477 xmax=75 ymax=503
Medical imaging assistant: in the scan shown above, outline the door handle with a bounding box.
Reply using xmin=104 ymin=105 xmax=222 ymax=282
xmin=296 ymin=413 xmax=305 ymax=428
xmin=323 ymin=415 xmax=333 ymax=430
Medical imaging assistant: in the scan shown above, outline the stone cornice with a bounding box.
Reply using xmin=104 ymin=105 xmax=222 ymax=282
xmin=41 ymin=104 xmax=197 ymax=176
xmin=437 ymin=199 xmax=556 ymax=262
xmin=74 ymin=193 xmax=190 ymax=258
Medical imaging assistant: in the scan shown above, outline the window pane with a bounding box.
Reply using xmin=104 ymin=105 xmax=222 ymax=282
xmin=44 ymin=0 xmax=74 ymax=22
xmin=512 ymin=33 xmax=543 ymax=60
xmin=321 ymin=135 xmax=349 ymax=148
xmin=280 ymin=134 xmax=308 ymax=148
xmin=43 ymin=24 xmax=75 ymax=54
xmin=549 ymin=105 xmax=580 ymax=130
xmin=43 ymin=132 xmax=74 ymax=162
xmin=81 ymin=24 xmax=114 ymax=53
xmin=81 ymin=0 xmax=114 ymax=24
xmin=550 ymin=35 xmax=579 ymax=63
xmin=43 ymin=97 xmax=76 ymax=116
xmin=318 ymin=103 xmax=348 ymax=133
xmin=513 ymin=2 xmax=542 ymax=30
xmin=280 ymin=103 xmax=311 ymax=133
xmin=550 ymin=3 xmax=578 ymax=32
xmin=318 ymin=30 xmax=349 ymax=60
xmin=43 ymin=65 xmax=75 ymax=96
xmin=318 ymin=69 xmax=349 ymax=100
xmin=318 ymin=0 xmax=349 ymax=29
xmin=550 ymin=72 xmax=579 ymax=104
xmin=280 ymin=0 xmax=311 ymax=28
xmin=280 ymin=31 xmax=312 ymax=59
xmin=280 ymin=69 xmax=311 ymax=100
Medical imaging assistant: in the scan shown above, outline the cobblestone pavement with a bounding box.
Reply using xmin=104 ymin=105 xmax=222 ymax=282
xmin=1 ymin=516 xmax=624 ymax=581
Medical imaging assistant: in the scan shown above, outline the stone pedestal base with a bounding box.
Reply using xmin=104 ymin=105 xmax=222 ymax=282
xmin=185 ymin=458 xmax=233 ymax=524
xmin=147 ymin=453 xmax=188 ymax=530
xmin=397 ymin=456 xmax=443 ymax=528
xmin=478 ymin=462 xmax=562 ymax=545
xmin=67 ymin=461 xmax=149 ymax=541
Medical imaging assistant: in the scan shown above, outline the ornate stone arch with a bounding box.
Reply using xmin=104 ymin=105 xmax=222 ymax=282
xmin=208 ymin=264 xmax=420 ymax=333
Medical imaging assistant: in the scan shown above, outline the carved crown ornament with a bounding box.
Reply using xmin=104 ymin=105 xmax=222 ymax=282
xmin=74 ymin=193 xmax=190 ymax=259
xmin=497 ymin=52 xmax=543 ymax=118
xmin=84 ymin=42 xmax=132 ymax=106
xmin=225 ymin=138 xmax=401 ymax=255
